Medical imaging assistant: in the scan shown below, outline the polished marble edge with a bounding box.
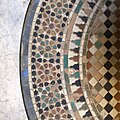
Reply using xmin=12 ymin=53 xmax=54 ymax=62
xmin=20 ymin=0 xmax=40 ymax=119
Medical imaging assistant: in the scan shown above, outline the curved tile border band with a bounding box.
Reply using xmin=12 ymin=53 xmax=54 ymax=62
xmin=20 ymin=0 xmax=39 ymax=120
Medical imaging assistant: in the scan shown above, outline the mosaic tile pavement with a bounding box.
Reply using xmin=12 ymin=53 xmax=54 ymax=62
xmin=20 ymin=0 xmax=120 ymax=120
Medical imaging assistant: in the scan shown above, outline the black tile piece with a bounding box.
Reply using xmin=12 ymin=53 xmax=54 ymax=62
xmin=105 ymin=0 xmax=112 ymax=7
xmin=104 ymin=72 xmax=113 ymax=80
xmin=104 ymin=51 xmax=113 ymax=60
xmin=105 ymin=114 xmax=113 ymax=120
xmin=77 ymin=96 xmax=85 ymax=102
xmin=104 ymin=40 xmax=112 ymax=49
xmin=105 ymin=92 xmax=113 ymax=101
xmin=104 ymin=103 xmax=113 ymax=113
xmin=70 ymin=63 xmax=79 ymax=70
xmin=104 ymin=19 xmax=112 ymax=28
xmin=104 ymin=61 xmax=112 ymax=70
xmin=104 ymin=82 xmax=112 ymax=91
xmin=104 ymin=30 xmax=113 ymax=39
xmin=88 ymin=2 xmax=95 ymax=9
xmin=104 ymin=9 xmax=111 ymax=17
xmin=83 ymin=110 xmax=92 ymax=118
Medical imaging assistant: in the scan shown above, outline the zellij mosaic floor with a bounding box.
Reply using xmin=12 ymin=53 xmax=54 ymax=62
xmin=20 ymin=0 xmax=120 ymax=120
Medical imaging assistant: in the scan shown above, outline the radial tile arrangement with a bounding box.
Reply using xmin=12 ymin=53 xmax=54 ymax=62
xmin=20 ymin=0 xmax=120 ymax=120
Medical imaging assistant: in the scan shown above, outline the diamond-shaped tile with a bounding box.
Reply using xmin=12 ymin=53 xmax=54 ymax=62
xmin=114 ymin=113 xmax=120 ymax=120
xmin=109 ymin=109 xmax=118 ymax=118
xmin=94 ymin=62 xmax=102 ymax=70
xmin=114 ymin=62 xmax=120 ymax=71
xmin=115 ymin=103 xmax=120 ymax=112
xmin=99 ymin=88 xmax=108 ymax=97
xmin=87 ymin=51 xmax=93 ymax=59
xmin=109 ymin=56 xmax=117 ymax=65
xmin=105 ymin=0 xmax=112 ymax=7
xmin=105 ymin=92 xmax=113 ymax=101
xmin=109 ymin=78 xmax=117 ymax=86
xmin=99 ymin=67 xmax=107 ymax=75
xmin=104 ymin=9 xmax=111 ymax=17
xmin=104 ymin=114 xmax=113 ymax=120
xmin=109 ymin=98 xmax=117 ymax=107
xmin=114 ymin=71 xmax=120 ymax=80
xmin=109 ymin=46 xmax=118 ymax=54
xmin=104 ymin=61 xmax=112 ymax=70
xmin=88 ymin=40 xmax=93 ymax=49
xmin=114 ymin=30 xmax=120 ymax=39
xmin=104 ymin=19 xmax=112 ymax=28
xmin=104 ymin=40 xmax=112 ymax=49
xmin=90 ymin=35 xmax=98 ymax=44
xmin=95 ymin=41 xmax=102 ymax=49
xmin=86 ymin=62 xmax=92 ymax=69
xmin=104 ymin=103 xmax=113 ymax=113
xmin=97 ymin=104 xmax=103 ymax=112
xmin=114 ymin=51 xmax=120 ymax=60
xmin=114 ymin=9 xmax=120 ymax=17
xmin=104 ymin=30 xmax=113 ymax=39
xmin=114 ymin=40 xmax=120 ymax=49
xmin=109 ymin=67 xmax=117 ymax=76
xmin=94 ymin=51 xmax=102 ymax=60
xmin=99 ymin=14 xmax=107 ymax=23
xmin=109 ymin=87 xmax=118 ymax=96
xmin=99 ymin=99 xmax=108 ymax=107
xmin=95 ymin=94 xmax=103 ymax=103
xmin=114 ymin=0 xmax=120 ymax=7
xmin=89 ymin=78 xmax=97 ymax=87
xmin=114 ymin=82 xmax=120 ymax=91
xmin=104 ymin=72 xmax=113 ymax=80
xmin=99 ymin=78 xmax=107 ymax=86
xmin=114 ymin=92 xmax=120 ymax=101
xmin=114 ymin=19 xmax=120 ymax=29
xmin=104 ymin=51 xmax=113 ymax=60
xmin=89 ymin=46 xmax=97 ymax=54
xmin=95 ymin=83 xmax=103 ymax=91
xmin=93 ymin=71 xmax=102 ymax=80
xmin=99 ymin=46 xmax=107 ymax=55
xmin=99 ymin=56 xmax=108 ymax=65
xmin=104 ymin=82 xmax=112 ymax=91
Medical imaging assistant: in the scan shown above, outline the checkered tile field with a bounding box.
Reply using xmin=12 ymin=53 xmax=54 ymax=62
xmin=86 ymin=0 xmax=120 ymax=119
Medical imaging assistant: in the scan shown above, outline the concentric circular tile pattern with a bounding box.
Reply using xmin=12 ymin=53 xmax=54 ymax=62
xmin=20 ymin=0 xmax=120 ymax=120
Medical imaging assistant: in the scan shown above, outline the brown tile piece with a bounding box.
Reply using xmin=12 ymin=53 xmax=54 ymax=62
xmin=114 ymin=20 xmax=120 ymax=29
xmin=94 ymin=62 xmax=102 ymax=70
xmin=114 ymin=51 xmax=120 ymax=60
xmin=114 ymin=0 xmax=120 ymax=7
xmin=114 ymin=9 xmax=120 ymax=18
xmin=114 ymin=72 xmax=120 ymax=80
xmin=88 ymin=40 xmax=93 ymax=49
xmin=114 ymin=92 xmax=120 ymax=101
xmin=87 ymin=72 xmax=92 ymax=81
xmin=114 ymin=82 xmax=120 ymax=91
xmin=114 ymin=62 xmax=120 ymax=71
xmin=86 ymin=61 xmax=92 ymax=69
xmin=93 ymin=71 xmax=102 ymax=81
xmin=87 ymin=51 xmax=93 ymax=59
xmin=114 ymin=30 xmax=120 ymax=39
xmin=69 ymin=56 xmax=79 ymax=62
xmin=115 ymin=103 xmax=120 ymax=112
xmin=114 ymin=40 xmax=120 ymax=49
xmin=76 ymin=23 xmax=85 ymax=31
xmin=95 ymin=94 xmax=103 ymax=103
xmin=94 ymin=51 xmax=102 ymax=60
xmin=114 ymin=113 xmax=120 ymax=120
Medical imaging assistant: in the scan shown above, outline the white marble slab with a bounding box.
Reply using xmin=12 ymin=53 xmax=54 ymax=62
xmin=0 ymin=0 xmax=29 ymax=119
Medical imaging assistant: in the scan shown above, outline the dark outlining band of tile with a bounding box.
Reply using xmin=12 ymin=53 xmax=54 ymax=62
xmin=20 ymin=0 xmax=40 ymax=120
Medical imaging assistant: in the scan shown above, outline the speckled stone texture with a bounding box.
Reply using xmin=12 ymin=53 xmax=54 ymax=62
xmin=0 ymin=0 xmax=29 ymax=120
